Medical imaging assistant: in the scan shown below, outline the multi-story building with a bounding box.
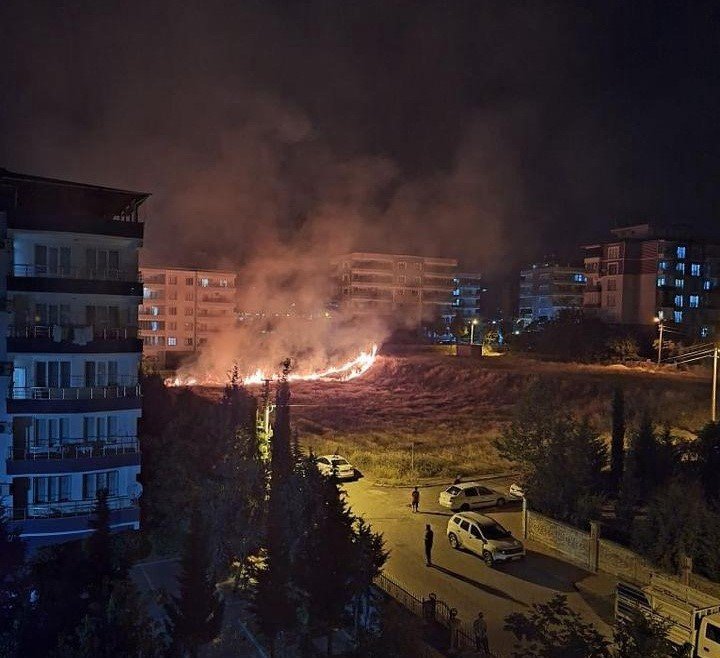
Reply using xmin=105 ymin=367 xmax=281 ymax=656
xmin=517 ymin=262 xmax=586 ymax=326
xmin=583 ymin=224 xmax=720 ymax=337
xmin=139 ymin=266 xmax=237 ymax=368
xmin=450 ymin=272 xmax=486 ymax=320
xmin=335 ymin=252 xmax=458 ymax=325
xmin=0 ymin=168 xmax=145 ymax=548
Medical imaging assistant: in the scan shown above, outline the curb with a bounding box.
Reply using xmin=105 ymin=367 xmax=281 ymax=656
xmin=371 ymin=471 xmax=518 ymax=489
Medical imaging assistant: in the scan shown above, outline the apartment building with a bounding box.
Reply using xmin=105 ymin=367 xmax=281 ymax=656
xmin=335 ymin=252 xmax=458 ymax=324
xmin=451 ymin=272 xmax=486 ymax=320
xmin=139 ymin=266 xmax=237 ymax=368
xmin=0 ymin=168 xmax=145 ymax=548
xmin=517 ymin=262 xmax=586 ymax=326
xmin=583 ymin=224 xmax=720 ymax=337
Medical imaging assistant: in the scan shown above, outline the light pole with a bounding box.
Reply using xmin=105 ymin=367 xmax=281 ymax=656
xmin=469 ymin=318 xmax=479 ymax=345
xmin=654 ymin=316 xmax=665 ymax=365
xmin=713 ymin=346 xmax=718 ymax=423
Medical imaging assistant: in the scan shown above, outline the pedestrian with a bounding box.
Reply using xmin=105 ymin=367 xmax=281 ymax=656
xmin=453 ymin=474 xmax=462 ymax=485
xmin=424 ymin=524 xmax=434 ymax=566
xmin=411 ymin=486 xmax=420 ymax=512
xmin=473 ymin=611 xmax=489 ymax=655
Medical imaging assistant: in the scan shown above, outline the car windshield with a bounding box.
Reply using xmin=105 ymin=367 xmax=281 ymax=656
xmin=332 ymin=459 xmax=348 ymax=466
xmin=446 ymin=486 xmax=462 ymax=495
xmin=481 ymin=523 xmax=512 ymax=540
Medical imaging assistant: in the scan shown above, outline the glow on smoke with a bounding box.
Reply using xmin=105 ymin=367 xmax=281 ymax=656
xmin=167 ymin=344 xmax=378 ymax=387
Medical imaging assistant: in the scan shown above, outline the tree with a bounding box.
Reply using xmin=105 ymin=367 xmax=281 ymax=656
xmin=0 ymin=513 xmax=26 ymax=656
xmin=692 ymin=421 xmax=720 ymax=501
xmin=449 ymin=313 xmax=468 ymax=341
xmin=165 ymin=507 xmax=224 ymax=657
xmin=610 ymin=387 xmax=625 ymax=490
xmin=614 ymin=607 xmax=684 ymax=658
xmin=627 ymin=416 xmax=678 ymax=495
xmin=504 ymin=594 xmax=610 ymax=658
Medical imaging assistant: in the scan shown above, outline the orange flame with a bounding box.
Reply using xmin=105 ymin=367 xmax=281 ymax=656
xmin=166 ymin=344 xmax=378 ymax=387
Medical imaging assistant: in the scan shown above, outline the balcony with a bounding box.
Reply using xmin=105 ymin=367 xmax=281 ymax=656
xmin=8 ymin=265 xmax=142 ymax=297
xmin=8 ymin=496 xmax=138 ymax=521
xmin=199 ymin=295 xmax=234 ymax=305
xmin=7 ymin=383 xmax=141 ymax=413
xmin=6 ymin=324 xmax=141 ymax=354
xmin=7 ymin=438 xmax=140 ymax=475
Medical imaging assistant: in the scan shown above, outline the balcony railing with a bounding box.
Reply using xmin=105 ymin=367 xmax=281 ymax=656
xmin=8 ymin=437 xmax=139 ymax=461
xmin=8 ymin=496 xmax=137 ymax=521
xmin=12 ymin=264 xmax=140 ymax=282
xmin=9 ymin=384 xmax=140 ymax=401
xmin=199 ymin=296 xmax=233 ymax=304
xmin=7 ymin=324 xmax=138 ymax=341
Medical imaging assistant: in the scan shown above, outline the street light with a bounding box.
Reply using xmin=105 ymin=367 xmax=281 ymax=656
xmin=654 ymin=315 xmax=665 ymax=365
xmin=469 ymin=318 xmax=479 ymax=345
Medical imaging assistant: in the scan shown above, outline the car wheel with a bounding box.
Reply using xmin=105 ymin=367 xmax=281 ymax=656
xmin=482 ymin=551 xmax=494 ymax=567
xmin=448 ymin=533 xmax=460 ymax=549
xmin=496 ymin=498 xmax=506 ymax=507
xmin=460 ymin=503 xmax=470 ymax=512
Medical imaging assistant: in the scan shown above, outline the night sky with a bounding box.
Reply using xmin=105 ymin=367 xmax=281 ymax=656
xmin=1 ymin=1 xmax=719 ymax=280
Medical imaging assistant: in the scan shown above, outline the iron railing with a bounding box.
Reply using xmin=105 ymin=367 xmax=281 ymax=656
xmin=12 ymin=264 xmax=140 ymax=282
xmin=7 ymin=324 xmax=139 ymax=341
xmin=9 ymin=384 xmax=141 ymax=401
xmin=8 ymin=495 xmax=137 ymax=520
xmin=8 ymin=438 xmax=139 ymax=461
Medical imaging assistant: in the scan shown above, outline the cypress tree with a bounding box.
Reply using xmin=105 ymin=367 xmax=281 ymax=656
xmin=610 ymin=387 xmax=625 ymax=490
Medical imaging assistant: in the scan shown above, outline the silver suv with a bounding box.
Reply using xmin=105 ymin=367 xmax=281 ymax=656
xmin=446 ymin=512 xmax=525 ymax=566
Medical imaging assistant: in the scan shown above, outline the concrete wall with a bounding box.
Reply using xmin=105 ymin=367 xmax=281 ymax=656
xmin=527 ymin=511 xmax=590 ymax=568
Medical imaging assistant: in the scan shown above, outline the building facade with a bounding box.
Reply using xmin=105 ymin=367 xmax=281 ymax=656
xmin=335 ymin=252 xmax=458 ymax=325
xmin=583 ymin=224 xmax=720 ymax=337
xmin=450 ymin=272 xmax=486 ymax=320
xmin=139 ymin=267 xmax=237 ymax=368
xmin=517 ymin=262 xmax=586 ymax=326
xmin=0 ymin=169 xmax=145 ymax=548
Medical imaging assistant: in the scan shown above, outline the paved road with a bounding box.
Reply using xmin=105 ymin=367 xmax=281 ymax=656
xmin=343 ymin=476 xmax=611 ymax=654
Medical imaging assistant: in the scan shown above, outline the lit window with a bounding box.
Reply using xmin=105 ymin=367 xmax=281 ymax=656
xmin=168 ymin=337 xmax=177 ymax=346
xmin=674 ymin=311 xmax=683 ymax=323
xmin=657 ymin=276 xmax=666 ymax=287
xmin=691 ymin=263 xmax=701 ymax=276
xmin=573 ymin=274 xmax=586 ymax=283
xmin=676 ymin=262 xmax=685 ymax=273
xmin=674 ymin=295 xmax=684 ymax=307
xmin=677 ymin=246 xmax=686 ymax=259
xmin=143 ymin=287 xmax=152 ymax=298
xmin=200 ymin=278 xmax=209 ymax=287
xmin=675 ymin=279 xmax=684 ymax=289
xmin=689 ymin=295 xmax=699 ymax=308
xmin=151 ymin=306 xmax=159 ymax=316
xmin=150 ymin=321 xmax=159 ymax=331
xmin=701 ymin=326 xmax=710 ymax=338
xmin=607 ymin=245 xmax=620 ymax=259
xmin=704 ymin=280 xmax=712 ymax=291
xmin=658 ymin=261 xmax=668 ymax=271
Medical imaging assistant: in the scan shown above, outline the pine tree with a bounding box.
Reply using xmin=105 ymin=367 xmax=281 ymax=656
xmin=610 ymin=387 xmax=625 ymax=490
xmin=84 ymin=488 xmax=124 ymax=604
xmin=0 ymin=512 xmax=26 ymax=656
xmin=165 ymin=507 xmax=224 ymax=657
xmin=694 ymin=421 xmax=720 ymax=501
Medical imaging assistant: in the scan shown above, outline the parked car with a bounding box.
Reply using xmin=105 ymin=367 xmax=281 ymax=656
xmin=509 ymin=483 xmax=525 ymax=499
xmin=438 ymin=482 xmax=506 ymax=511
xmin=446 ymin=512 xmax=525 ymax=566
xmin=316 ymin=454 xmax=356 ymax=480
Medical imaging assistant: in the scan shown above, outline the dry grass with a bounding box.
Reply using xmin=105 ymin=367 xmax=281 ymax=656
xmin=195 ymin=353 xmax=714 ymax=484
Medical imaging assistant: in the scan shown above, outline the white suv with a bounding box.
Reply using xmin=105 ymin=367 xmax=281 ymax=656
xmin=316 ymin=455 xmax=356 ymax=480
xmin=446 ymin=512 xmax=525 ymax=566
xmin=438 ymin=482 xmax=506 ymax=512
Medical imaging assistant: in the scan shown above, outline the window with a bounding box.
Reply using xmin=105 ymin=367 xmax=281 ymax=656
xmin=86 ymin=249 xmax=120 ymax=275
xmin=658 ymin=260 xmax=668 ymax=271
xmin=184 ymin=337 xmax=193 ymax=346
xmin=35 ymin=360 xmax=71 ymax=387
xmin=185 ymin=277 xmax=194 ymax=285
xmin=200 ymin=278 xmax=209 ymax=287
xmin=398 ymin=261 xmax=406 ymax=270
xmin=691 ymin=263 xmax=701 ymax=276
xmin=184 ymin=322 xmax=194 ymax=331
xmin=459 ymin=520 xmax=470 ymax=531
xmin=607 ymin=245 xmax=620 ymax=259
xmin=677 ymin=246 xmax=686 ymax=259
xmin=701 ymin=326 xmax=711 ymax=339
xmin=470 ymin=525 xmax=482 ymax=539
xmin=168 ymin=307 xmax=177 ymax=316
xmin=169 ymin=275 xmax=177 ymax=284
xmin=185 ymin=292 xmax=194 ymax=301
xmin=184 ymin=307 xmax=194 ymax=316
xmin=169 ymin=322 xmax=177 ymax=330
xmin=674 ymin=311 xmax=683 ymax=323
xmin=674 ymin=295 xmax=684 ymax=307
xmin=690 ymin=295 xmax=699 ymax=308
xmin=706 ymin=622 xmax=720 ymax=644
xmin=704 ymin=280 xmax=712 ymax=291
xmin=82 ymin=471 xmax=119 ymax=499
xmin=34 ymin=245 xmax=71 ymax=275
xmin=606 ymin=294 xmax=616 ymax=307
xmin=573 ymin=273 xmax=586 ymax=283
xmin=676 ymin=262 xmax=685 ymax=274
xmin=608 ymin=263 xmax=619 ymax=275
xmin=464 ymin=487 xmax=478 ymax=497
xmin=33 ymin=476 xmax=71 ymax=503
xmin=477 ymin=487 xmax=493 ymax=495
xmin=607 ymin=279 xmax=617 ymax=291
xmin=168 ymin=337 xmax=177 ymax=346
xmin=657 ymin=276 xmax=666 ymax=287
xmin=675 ymin=278 xmax=684 ymax=289
xmin=33 ymin=418 xmax=69 ymax=447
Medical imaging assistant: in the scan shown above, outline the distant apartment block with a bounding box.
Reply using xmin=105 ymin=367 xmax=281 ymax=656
xmin=139 ymin=267 xmax=237 ymax=368
xmin=451 ymin=272 xmax=486 ymax=320
xmin=517 ymin=262 xmax=586 ymax=326
xmin=336 ymin=252 xmax=458 ymax=324
xmin=0 ymin=168 xmax=144 ymax=548
xmin=583 ymin=224 xmax=720 ymax=337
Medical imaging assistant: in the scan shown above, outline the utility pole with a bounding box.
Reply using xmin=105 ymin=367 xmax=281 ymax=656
xmin=656 ymin=318 xmax=664 ymax=365
xmin=713 ymin=346 xmax=718 ymax=423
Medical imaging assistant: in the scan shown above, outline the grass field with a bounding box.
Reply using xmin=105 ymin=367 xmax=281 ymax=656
xmin=196 ymin=352 xmax=714 ymax=484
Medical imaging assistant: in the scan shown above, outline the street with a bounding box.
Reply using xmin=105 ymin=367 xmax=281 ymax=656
xmin=343 ymin=476 xmax=612 ymax=654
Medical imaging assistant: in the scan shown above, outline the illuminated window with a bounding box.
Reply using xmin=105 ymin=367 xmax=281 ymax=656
xmin=676 ymin=262 xmax=685 ymax=274
xmin=658 ymin=261 xmax=668 ymax=271
xmin=704 ymin=280 xmax=712 ymax=291
xmin=677 ymin=246 xmax=686 ymax=259
xmin=200 ymin=278 xmax=209 ymax=287
xmin=168 ymin=337 xmax=177 ymax=346
xmin=573 ymin=274 xmax=586 ymax=283
xmin=701 ymin=326 xmax=710 ymax=338
xmin=675 ymin=279 xmax=684 ymax=289
xmin=607 ymin=245 xmax=620 ymax=259
xmin=674 ymin=311 xmax=683 ymax=323
xmin=657 ymin=276 xmax=666 ymax=287
xmin=691 ymin=263 xmax=701 ymax=276
xmin=689 ymin=295 xmax=699 ymax=308
xmin=674 ymin=295 xmax=684 ymax=307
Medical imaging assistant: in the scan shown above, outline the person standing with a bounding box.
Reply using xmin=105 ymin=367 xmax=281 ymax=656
xmin=473 ymin=611 xmax=489 ymax=655
xmin=424 ymin=524 xmax=434 ymax=566
xmin=411 ymin=486 xmax=420 ymax=513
